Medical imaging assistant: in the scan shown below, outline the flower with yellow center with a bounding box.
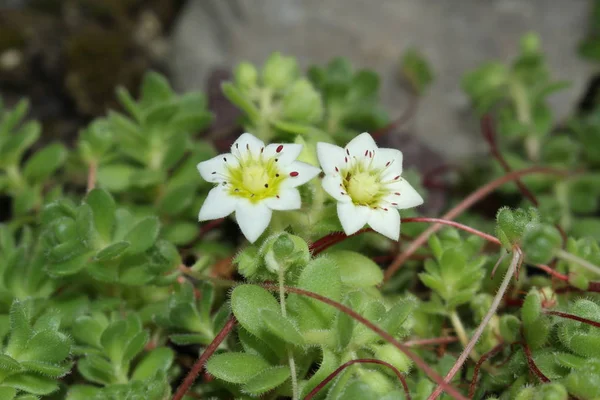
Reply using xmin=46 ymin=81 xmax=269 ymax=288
xmin=316 ymin=132 xmax=424 ymax=240
xmin=197 ymin=133 xmax=320 ymax=243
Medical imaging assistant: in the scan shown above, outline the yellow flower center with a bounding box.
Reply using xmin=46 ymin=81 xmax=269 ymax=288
xmin=226 ymin=158 xmax=285 ymax=203
xmin=346 ymin=171 xmax=380 ymax=205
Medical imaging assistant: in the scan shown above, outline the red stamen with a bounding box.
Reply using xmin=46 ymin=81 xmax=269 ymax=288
xmin=290 ymin=171 xmax=299 ymax=177
xmin=276 ymin=145 xmax=283 ymax=153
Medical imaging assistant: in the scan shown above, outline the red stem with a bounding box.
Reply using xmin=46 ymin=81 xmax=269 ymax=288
xmin=172 ymin=316 xmax=237 ymax=400
xmin=384 ymin=166 xmax=571 ymax=281
xmin=522 ymin=339 xmax=550 ymax=383
xmin=304 ymin=359 xmax=411 ymax=400
xmin=311 ymin=217 xmax=501 ymax=255
xmin=545 ymin=310 xmax=600 ymax=328
xmin=469 ymin=343 xmax=504 ymax=398
xmin=371 ymin=91 xmax=418 ymax=140
xmin=262 ymin=284 xmax=468 ymax=400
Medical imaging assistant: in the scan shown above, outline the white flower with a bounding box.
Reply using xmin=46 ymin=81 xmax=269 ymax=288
xmin=197 ymin=133 xmax=321 ymax=243
xmin=316 ymin=132 xmax=424 ymax=241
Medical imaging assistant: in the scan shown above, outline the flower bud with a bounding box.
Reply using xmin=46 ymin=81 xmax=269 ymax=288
xmin=263 ymin=233 xmax=310 ymax=273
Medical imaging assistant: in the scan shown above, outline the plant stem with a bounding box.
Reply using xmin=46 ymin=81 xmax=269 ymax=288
xmin=278 ymin=266 xmax=299 ymax=400
xmin=555 ymin=248 xmax=600 ymax=277
xmin=449 ymin=311 xmax=480 ymax=361
xmin=87 ymin=161 xmax=97 ymax=192
xmin=428 ymin=249 xmax=521 ymax=400
xmin=262 ymin=284 xmax=468 ymax=400
xmin=304 ymin=359 xmax=411 ymax=400
xmin=172 ymin=316 xmax=237 ymax=400
xmin=384 ymin=166 xmax=569 ymax=282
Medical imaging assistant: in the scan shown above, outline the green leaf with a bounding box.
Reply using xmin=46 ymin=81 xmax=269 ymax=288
xmin=221 ymin=83 xmax=260 ymax=121
xmin=96 ymin=164 xmax=136 ymax=192
xmin=6 ymin=301 xmax=32 ymax=356
xmin=19 ymin=330 xmax=71 ymax=363
xmin=94 ymin=241 xmax=130 ymax=261
xmin=0 ymin=387 xmax=16 ymax=400
xmin=301 ymin=348 xmax=339 ymax=397
xmin=287 ymin=257 xmax=342 ymax=331
xmin=242 ymin=366 xmax=290 ymax=396
xmin=22 ymin=143 xmax=67 ymax=182
xmin=77 ymin=355 xmax=114 ymax=385
xmin=116 ymin=87 xmax=142 ymax=121
xmin=401 ymin=48 xmax=434 ymax=94
xmin=84 ymin=189 xmax=116 ymax=243
xmin=206 ymin=352 xmax=271 ymax=384
xmin=231 ymin=285 xmax=283 ymax=346
xmin=521 ymin=290 xmax=541 ymax=326
xmin=0 ymin=355 xmax=22 ymax=374
xmin=140 ymin=71 xmax=173 ymax=107
xmin=122 ymin=331 xmax=149 ymax=363
xmin=100 ymin=320 xmax=127 ymax=363
xmin=19 ymin=360 xmax=72 ymax=378
xmin=124 ymin=217 xmax=160 ymax=255
xmin=327 ymin=251 xmax=383 ymax=288
xmin=3 ymin=373 xmax=59 ymax=395
xmin=260 ymin=309 xmax=305 ymax=346
xmin=131 ymin=347 xmax=174 ymax=381
xmin=75 ymin=204 xmax=97 ymax=249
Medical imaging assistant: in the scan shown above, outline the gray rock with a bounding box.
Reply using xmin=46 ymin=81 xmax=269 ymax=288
xmin=169 ymin=0 xmax=594 ymax=158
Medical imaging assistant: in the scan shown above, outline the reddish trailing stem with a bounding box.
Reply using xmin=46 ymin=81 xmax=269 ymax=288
xmin=172 ymin=316 xmax=237 ymax=400
xmin=384 ymin=166 xmax=570 ymax=281
xmin=522 ymin=340 xmax=551 ymax=383
xmin=545 ymin=310 xmax=600 ymax=328
xmin=304 ymin=359 xmax=411 ymax=400
xmin=371 ymin=92 xmax=418 ymax=140
xmin=310 ymin=217 xmax=501 ymax=255
xmin=262 ymin=284 xmax=468 ymax=400
xmin=469 ymin=343 xmax=504 ymax=398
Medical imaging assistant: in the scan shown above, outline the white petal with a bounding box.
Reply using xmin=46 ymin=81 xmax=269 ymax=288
xmin=264 ymin=188 xmax=301 ymax=210
xmin=337 ymin=202 xmax=371 ymax=235
xmin=235 ymin=200 xmax=272 ymax=243
xmin=264 ymin=143 xmax=303 ymax=166
xmin=231 ymin=132 xmax=265 ymax=158
xmin=316 ymin=142 xmax=346 ymax=175
xmin=281 ymin=161 xmax=321 ymax=188
xmin=198 ymin=186 xmax=237 ymax=221
xmin=368 ymin=208 xmax=400 ymax=241
xmin=322 ymin=174 xmax=350 ymax=203
xmin=387 ymin=179 xmax=424 ymax=209
xmin=345 ymin=132 xmax=378 ymax=158
xmin=197 ymin=154 xmax=231 ymax=183
xmin=373 ymin=148 xmax=403 ymax=175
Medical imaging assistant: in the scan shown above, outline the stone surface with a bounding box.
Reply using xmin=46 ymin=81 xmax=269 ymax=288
xmin=169 ymin=0 xmax=594 ymax=159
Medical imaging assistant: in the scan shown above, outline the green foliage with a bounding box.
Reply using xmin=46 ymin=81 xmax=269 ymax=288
xmin=0 ymin=32 xmax=600 ymax=400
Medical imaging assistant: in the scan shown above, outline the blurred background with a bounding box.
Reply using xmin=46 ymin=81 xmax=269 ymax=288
xmin=0 ymin=0 xmax=596 ymax=160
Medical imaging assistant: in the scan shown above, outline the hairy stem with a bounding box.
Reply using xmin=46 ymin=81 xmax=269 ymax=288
xmin=384 ymin=166 xmax=569 ymax=282
xmin=278 ymin=266 xmax=299 ymax=400
xmin=305 ymin=359 xmax=411 ymax=400
xmin=428 ymin=249 xmax=521 ymax=400
xmin=262 ymin=284 xmax=468 ymax=400
xmin=172 ymin=316 xmax=237 ymax=400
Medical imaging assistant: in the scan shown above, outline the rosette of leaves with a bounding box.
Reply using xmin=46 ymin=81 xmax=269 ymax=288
xmin=0 ymin=224 xmax=56 ymax=311
xmin=68 ymin=312 xmax=174 ymax=400
xmin=40 ymin=188 xmax=180 ymax=285
xmin=0 ymin=98 xmax=67 ymax=217
xmin=223 ymin=52 xmax=325 ymax=140
xmin=0 ymin=300 xmax=73 ymax=399
xmin=308 ymin=58 xmax=389 ymax=142
xmin=207 ymin=250 xmax=414 ymax=398
xmin=419 ymin=228 xmax=487 ymax=310
xmin=155 ymin=280 xmax=230 ymax=346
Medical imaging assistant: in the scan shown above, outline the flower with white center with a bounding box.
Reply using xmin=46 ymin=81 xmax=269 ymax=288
xmin=316 ymin=132 xmax=424 ymax=240
xmin=197 ymin=133 xmax=321 ymax=243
